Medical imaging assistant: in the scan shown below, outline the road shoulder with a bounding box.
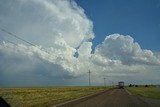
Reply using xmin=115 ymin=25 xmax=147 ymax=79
xmin=53 ymin=88 xmax=112 ymax=107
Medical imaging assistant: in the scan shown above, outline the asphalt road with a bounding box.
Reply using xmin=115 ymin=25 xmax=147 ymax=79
xmin=57 ymin=88 xmax=151 ymax=107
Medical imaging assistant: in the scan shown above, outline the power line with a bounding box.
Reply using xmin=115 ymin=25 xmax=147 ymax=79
xmin=0 ymin=27 xmax=36 ymax=47
xmin=0 ymin=27 xmax=67 ymax=82
xmin=0 ymin=27 xmax=62 ymax=77
xmin=0 ymin=27 xmax=50 ymax=54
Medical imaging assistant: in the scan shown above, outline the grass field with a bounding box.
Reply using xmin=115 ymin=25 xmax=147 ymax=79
xmin=0 ymin=86 xmax=107 ymax=107
xmin=127 ymin=86 xmax=160 ymax=99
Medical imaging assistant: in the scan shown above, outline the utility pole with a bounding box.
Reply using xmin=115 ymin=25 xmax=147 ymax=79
xmin=103 ymin=78 xmax=106 ymax=87
xmin=88 ymin=70 xmax=91 ymax=86
xmin=112 ymin=81 xmax=114 ymax=87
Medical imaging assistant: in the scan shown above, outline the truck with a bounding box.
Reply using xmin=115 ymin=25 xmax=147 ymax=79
xmin=118 ymin=81 xmax=124 ymax=88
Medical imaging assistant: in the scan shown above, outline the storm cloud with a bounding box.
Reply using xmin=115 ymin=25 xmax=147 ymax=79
xmin=0 ymin=0 xmax=160 ymax=87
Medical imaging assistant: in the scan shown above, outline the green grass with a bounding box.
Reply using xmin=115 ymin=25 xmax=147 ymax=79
xmin=127 ymin=86 xmax=160 ymax=99
xmin=0 ymin=86 xmax=107 ymax=107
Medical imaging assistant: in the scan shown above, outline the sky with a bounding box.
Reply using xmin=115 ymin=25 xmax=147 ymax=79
xmin=0 ymin=0 xmax=160 ymax=87
xmin=76 ymin=0 xmax=160 ymax=51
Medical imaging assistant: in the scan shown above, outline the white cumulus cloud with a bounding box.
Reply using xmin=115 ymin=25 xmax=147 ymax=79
xmin=95 ymin=34 xmax=160 ymax=65
xmin=0 ymin=0 xmax=160 ymax=87
xmin=0 ymin=0 xmax=94 ymax=48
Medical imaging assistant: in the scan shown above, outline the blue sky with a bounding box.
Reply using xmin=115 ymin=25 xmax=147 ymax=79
xmin=76 ymin=0 xmax=160 ymax=51
xmin=0 ymin=0 xmax=160 ymax=87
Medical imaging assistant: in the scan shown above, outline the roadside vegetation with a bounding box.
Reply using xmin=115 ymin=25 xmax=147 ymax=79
xmin=0 ymin=86 xmax=107 ymax=107
xmin=127 ymin=86 xmax=160 ymax=99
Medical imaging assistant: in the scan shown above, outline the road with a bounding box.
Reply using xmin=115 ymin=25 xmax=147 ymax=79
xmin=57 ymin=88 xmax=151 ymax=107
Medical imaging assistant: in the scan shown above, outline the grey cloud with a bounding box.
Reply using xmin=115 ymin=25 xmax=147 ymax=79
xmin=0 ymin=0 xmax=160 ymax=87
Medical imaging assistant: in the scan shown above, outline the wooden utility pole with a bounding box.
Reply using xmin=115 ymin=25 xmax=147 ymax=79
xmin=88 ymin=70 xmax=91 ymax=86
xmin=104 ymin=78 xmax=106 ymax=87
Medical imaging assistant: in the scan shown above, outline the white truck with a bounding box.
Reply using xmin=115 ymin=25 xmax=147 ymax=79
xmin=118 ymin=81 xmax=124 ymax=88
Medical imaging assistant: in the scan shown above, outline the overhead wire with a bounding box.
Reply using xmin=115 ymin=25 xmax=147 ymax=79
xmin=0 ymin=27 xmax=66 ymax=81
xmin=0 ymin=27 xmax=51 ymax=54
xmin=0 ymin=27 xmax=36 ymax=47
